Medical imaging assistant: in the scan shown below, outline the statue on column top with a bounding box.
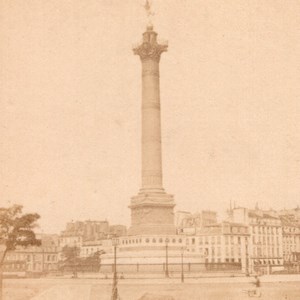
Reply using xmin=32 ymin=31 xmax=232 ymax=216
xmin=144 ymin=0 xmax=155 ymax=26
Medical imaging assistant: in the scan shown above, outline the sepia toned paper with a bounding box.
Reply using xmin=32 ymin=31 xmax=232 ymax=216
xmin=1 ymin=1 xmax=300 ymax=299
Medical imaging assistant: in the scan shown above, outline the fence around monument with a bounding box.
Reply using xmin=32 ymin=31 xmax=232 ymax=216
xmin=99 ymin=262 xmax=242 ymax=274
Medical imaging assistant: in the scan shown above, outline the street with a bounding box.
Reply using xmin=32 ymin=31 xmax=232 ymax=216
xmin=3 ymin=277 xmax=300 ymax=300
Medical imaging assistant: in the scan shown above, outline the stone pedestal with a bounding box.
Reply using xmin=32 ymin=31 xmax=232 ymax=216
xmin=129 ymin=191 xmax=175 ymax=235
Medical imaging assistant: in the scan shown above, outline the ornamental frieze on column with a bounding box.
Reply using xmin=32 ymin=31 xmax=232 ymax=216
xmin=133 ymin=42 xmax=168 ymax=62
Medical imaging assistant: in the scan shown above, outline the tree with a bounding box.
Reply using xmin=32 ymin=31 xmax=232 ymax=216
xmin=0 ymin=205 xmax=40 ymax=300
xmin=84 ymin=250 xmax=105 ymax=272
xmin=60 ymin=246 xmax=81 ymax=277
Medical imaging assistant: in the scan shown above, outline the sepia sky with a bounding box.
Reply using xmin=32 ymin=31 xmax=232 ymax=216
xmin=1 ymin=0 xmax=300 ymax=233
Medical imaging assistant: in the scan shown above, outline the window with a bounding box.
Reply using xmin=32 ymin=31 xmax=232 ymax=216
xmin=226 ymin=247 xmax=229 ymax=256
xmin=225 ymin=236 xmax=229 ymax=245
xmin=152 ymin=238 xmax=156 ymax=243
xmin=199 ymin=237 xmax=203 ymax=245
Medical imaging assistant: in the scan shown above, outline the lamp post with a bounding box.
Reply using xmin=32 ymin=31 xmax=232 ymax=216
xmin=111 ymin=238 xmax=119 ymax=300
xmin=165 ymin=238 xmax=169 ymax=278
xmin=180 ymin=247 xmax=185 ymax=283
xmin=245 ymin=238 xmax=250 ymax=276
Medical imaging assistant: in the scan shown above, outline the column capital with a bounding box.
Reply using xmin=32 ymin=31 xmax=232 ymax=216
xmin=133 ymin=26 xmax=168 ymax=62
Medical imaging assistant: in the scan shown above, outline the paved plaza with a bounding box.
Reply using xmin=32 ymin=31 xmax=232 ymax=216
xmin=3 ymin=276 xmax=300 ymax=300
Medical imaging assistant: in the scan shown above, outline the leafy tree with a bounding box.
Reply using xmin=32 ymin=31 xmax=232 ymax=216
xmin=84 ymin=250 xmax=105 ymax=272
xmin=60 ymin=246 xmax=81 ymax=277
xmin=61 ymin=245 xmax=81 ymax=262
xmin=0 ymin=205 xmax=40 ymax=300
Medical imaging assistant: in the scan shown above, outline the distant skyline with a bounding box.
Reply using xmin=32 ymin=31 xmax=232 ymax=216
xmin=1 ymin=0 xmax=300 ymax=233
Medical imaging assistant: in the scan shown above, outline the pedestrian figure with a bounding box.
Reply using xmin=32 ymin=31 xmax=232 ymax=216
xmin=254 ymin=276 xmax=260 ymax=288
xmin=247 ymin=275 xmax=261 ymax=297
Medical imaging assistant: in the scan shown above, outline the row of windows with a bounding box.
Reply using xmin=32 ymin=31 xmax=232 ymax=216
xmin=252 ymin=226 xmax=280 ymax=235
xmin=283 ymin=254 xmax=299 ymax=261
xmin=205 ymin=258 xmax=241 ymax=263
xmin=252 ymin=236 xmax=280 ymax=245
xmin=85 ymin=247 xmax=103 ymax=254
xmin=3 ymin=263 xmax=26 ymax=270
xmin=198 ymin=236 xmax=221 ymax=245
xmin=121 ymin=238 xmax=184 ymax=245
xmin=7 ymin=254 xmax=56 ymax=262
xmin=283 ymin=236 xmax=299 ymax=243
xmin=253 ymin=259 xmax=282 ymax=265
xmin=283 ymin=227 xmax=299 ymax=233
xmin=283 ymin=245 xmax=297 ymax=251
xmin=120 ymin=236 xmax=247 ymax=246
xmin=252 ymin=247 xmax=280 ymax=257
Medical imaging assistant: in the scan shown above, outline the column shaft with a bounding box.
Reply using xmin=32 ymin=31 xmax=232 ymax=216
xmin=141 ymin=59 xmax=163 ymax=190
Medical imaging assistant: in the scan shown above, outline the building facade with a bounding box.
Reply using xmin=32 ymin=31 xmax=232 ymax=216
xmin=229 ymin=207 xmax=284 ymax=274
xmin=3 ymin=234 xmax=60 ymax=276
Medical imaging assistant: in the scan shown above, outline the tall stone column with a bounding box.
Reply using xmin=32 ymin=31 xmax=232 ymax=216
xmin=129 ymin=25 xmax=175 ymax=236
xmin=136 ymin=26 xmax=166 ymax=191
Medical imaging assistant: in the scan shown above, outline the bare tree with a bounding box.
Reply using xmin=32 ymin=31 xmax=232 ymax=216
xmin=0 ymin=205 xmax=40 ymax=300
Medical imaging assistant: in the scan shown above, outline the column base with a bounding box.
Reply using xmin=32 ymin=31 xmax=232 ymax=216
xmin=128 ymin=190 xmax=176 ymax=236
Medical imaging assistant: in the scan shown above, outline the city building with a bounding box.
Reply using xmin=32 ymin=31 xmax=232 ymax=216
xmin=80 ymin=239 xmax=111 ymax=258
xmin=3 ymin=234 xmax=60 ymax=276
xmin=60 ymin=220 xmax=126 ymax=249
xmin=279 ymin=209 xmax=300 ymax=269
xmin=176 ymin=211 xmax=218 ymax=235
xmin=228 ymin=207 xmax=284 ymax=274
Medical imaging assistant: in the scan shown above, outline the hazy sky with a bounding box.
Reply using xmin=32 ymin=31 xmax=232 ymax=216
xmin=1 ymin=0 xmax=300 ymax=233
